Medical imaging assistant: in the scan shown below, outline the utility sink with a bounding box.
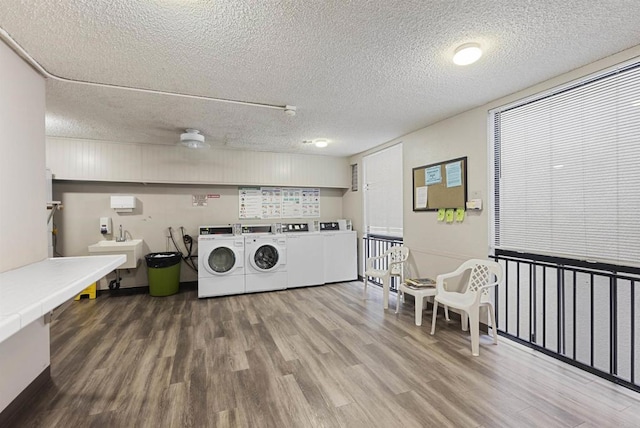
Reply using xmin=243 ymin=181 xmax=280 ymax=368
xmin=88 ymin=239 xmax=144 ymax=269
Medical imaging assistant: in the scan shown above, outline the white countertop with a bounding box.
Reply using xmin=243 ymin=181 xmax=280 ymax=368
xmin=0 ymin=255 xmax=125 ymax=343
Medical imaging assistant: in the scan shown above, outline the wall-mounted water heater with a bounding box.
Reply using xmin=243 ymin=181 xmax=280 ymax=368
xmin=111 ymin=195 xmax=136 ymax=213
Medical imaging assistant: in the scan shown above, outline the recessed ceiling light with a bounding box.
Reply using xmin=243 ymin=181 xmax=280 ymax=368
xmin=314 ymin=139 xmax=328 ymax=148
xmin=453 ymin=43 xmax=482 ymax=66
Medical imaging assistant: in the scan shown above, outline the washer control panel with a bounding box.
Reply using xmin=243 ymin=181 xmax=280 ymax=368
xmin=282 ymin=223 xmax=309 ymax=232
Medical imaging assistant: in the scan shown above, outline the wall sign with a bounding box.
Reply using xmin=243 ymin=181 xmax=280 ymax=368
xmin=239 ymin=187 xmax=320 ymax=219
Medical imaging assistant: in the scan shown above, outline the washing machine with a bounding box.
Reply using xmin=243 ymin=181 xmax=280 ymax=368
xmin=283 ymin=223 xmax=324 ymax=288
xmin=198 ymin=225 xmax=245 ymax=298
xmin=243 ymin=225 xmax=288 ymax=293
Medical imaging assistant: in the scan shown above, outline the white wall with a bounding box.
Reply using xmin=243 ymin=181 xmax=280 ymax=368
xmin=0 ymin=43 xmax=47 ymax=271
xmin=345 ymin=45 xmax=640 ymax=282
xmin=54 ymin=181 xmax=346 ymax=288
xmin=47 ymin=137 xmax=351 ymax=188
xmin=0 ymin=41 xmax=49 ymax=414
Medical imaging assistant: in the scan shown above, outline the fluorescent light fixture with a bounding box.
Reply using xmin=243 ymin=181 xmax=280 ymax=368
xmin=453 ymin=43 xmax=482 ymax=66
xmin=314 ymin=139 xmax=328 ymax=148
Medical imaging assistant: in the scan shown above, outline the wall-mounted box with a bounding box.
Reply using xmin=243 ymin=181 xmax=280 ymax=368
xmin=465 ymin=198 xmax=482 ymax=210
xmin=111 ymin=195 xmax=136 ymax=213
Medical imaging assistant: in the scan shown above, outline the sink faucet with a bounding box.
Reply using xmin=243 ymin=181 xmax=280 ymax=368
xmin=116 ymin=224 xmax=126 ymax=242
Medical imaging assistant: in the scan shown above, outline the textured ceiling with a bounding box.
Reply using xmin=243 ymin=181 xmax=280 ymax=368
xmin=1 ymin=1 xmax=639 ymax=157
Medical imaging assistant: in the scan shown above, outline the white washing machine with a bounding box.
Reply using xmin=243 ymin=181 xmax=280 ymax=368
xmin=244 ymin=226 xmax=287 ymax=293
xmin=198 ymin=226 xmax=245 ymax=298
xmin=283 ymin=223 xmax=324 ymax=288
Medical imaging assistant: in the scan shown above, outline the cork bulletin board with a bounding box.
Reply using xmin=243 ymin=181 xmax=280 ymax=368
xmin=412 ymin=156 xmax=467 ymax=211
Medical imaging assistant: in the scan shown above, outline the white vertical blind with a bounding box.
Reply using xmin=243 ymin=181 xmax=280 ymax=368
xmin=363 ymin=144 xmax=403 ymax=237
xmin=491 ymin=62 xmax=640 ymax=267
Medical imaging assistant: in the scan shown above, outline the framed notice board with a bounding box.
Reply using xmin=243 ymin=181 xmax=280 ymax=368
xmin=412 ymin=156 xmax=467 ymax=211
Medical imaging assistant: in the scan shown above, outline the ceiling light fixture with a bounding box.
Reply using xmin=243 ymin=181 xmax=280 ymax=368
xmin=179 ymin=129 xmax=209 ymax=149
xmin=314 ymin=139 xmax=328 ymax=148
xmin=453 ymin=43 xmax=482 ymax=66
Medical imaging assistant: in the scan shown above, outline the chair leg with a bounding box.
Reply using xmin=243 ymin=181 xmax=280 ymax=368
xmin=487 ymin=303 xmax=498 ymax=345
xmin=382 ymin=274 xmax=390 ymax=310
xmin=363 ymin=277 xmax=368 ymax=299
xmin=430 ymin=301 xmax=439 ymax=335
xmin=461 ymin=312 xmax=469 ymax=331
xmin=469 ymin=309 xmax=480 ymax=356
xmin=395 ymin=290 xmax=402 ymax=314
xmin=444 ymin=305 xmax=450 ymax=321
xmin=414 ymin=295 xmax=423 ymax=326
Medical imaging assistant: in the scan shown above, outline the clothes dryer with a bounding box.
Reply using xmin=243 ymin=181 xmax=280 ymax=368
xmin=198 ymin=226 xmax=245 ymax=298
xmin=319 ymin=221 xmax=357 ymax=283
xmin=244 ymin=231 xmax=287 ymax=293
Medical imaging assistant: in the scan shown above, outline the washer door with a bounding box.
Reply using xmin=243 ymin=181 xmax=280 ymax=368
xmin=205 ymin=246 xmax=237 ymax=275
xmin=250 ymin=244 xmax=280 ymax=272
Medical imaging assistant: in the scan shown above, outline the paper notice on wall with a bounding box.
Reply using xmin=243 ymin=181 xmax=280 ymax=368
xmin=425 ymin=166 xmax=442 ymax=185
xmin=239 ymin=187 xmax=262 ymax=219
xmin=416 ymin=186 xmax=428 ymax=208
xmin=261 ymin=187 xmax=282 ymax=219
xmin=239 ymin=187 xmax=320 ymax=219
xmin=282 ymin=188 xmax=302 ymax=218
xmin=445 ymin=161 xmax=462 ymax=188
xmin=301 ymin=188 xmax=320 ymax=218
xmin=192 ymin=194 xmax=207 ymax=207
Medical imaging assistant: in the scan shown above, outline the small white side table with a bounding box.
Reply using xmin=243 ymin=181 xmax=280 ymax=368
xmin=395 ymin=282 xmax=449 ymax=326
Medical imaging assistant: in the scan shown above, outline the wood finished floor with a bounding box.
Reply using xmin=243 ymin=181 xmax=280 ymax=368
xmin=9 ymin=281 xmax=640 ymax=428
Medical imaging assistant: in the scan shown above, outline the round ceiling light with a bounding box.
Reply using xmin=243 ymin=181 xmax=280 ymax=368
xmin=453 ymin=43 xmax=482 ymax=66
xmin=179 ymin=129 xmax=209 ymax=149
xmin=314 ymin=139 xmax=328 ymax=148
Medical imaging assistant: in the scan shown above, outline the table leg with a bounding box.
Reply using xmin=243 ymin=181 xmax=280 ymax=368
xmin=415 ymin=295 xmax=423 ymax=326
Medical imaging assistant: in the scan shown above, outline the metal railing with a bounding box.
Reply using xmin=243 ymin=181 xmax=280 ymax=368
xmin=492 ymin=250 xmax=640 ymax=392
xmin=363 ymin=234 xmax=404 ymax=292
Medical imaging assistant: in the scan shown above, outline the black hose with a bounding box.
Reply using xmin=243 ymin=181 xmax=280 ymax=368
xmin=180 ymin=227 xmax=198 ymax=272
xmin=168 ymin=227 xmax=198 ymax=272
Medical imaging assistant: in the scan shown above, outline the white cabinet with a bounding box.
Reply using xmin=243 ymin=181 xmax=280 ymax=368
xmin=322 ymin=231 xmax=357 ymax=283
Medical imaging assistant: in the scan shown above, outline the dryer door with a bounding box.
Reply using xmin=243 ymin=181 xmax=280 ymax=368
xmin=250 ymin=244 xmax=281 ymax=272
xmin=205 ymin=246 xmax=237 ymax=275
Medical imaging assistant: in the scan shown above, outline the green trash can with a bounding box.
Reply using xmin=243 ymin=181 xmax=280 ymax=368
xmin=145 ymin=252 xmax=182 ymax=296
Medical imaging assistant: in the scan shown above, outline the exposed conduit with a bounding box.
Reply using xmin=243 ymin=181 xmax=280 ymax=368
xmin=0 ymin=27 xmax=295 ymax=112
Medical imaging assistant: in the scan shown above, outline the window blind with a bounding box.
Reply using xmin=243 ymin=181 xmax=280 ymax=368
xmin=490 ymin=62 xmax=640 ymax=267
xmin=364 ymin=144 xmax=403 ymax=237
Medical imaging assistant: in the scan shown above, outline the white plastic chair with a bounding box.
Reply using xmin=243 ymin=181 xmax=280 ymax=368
xmin=364 ymin=246 xmax=409 ymax=309
xmin=430 ymin=259 xmax=503 ymax=356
